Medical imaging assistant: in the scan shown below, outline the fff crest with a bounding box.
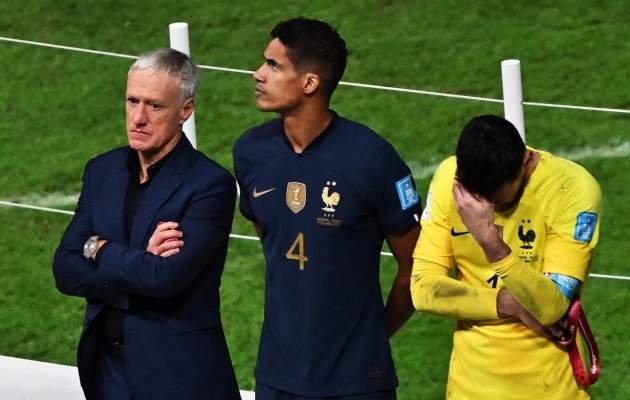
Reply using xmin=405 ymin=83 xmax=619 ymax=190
xmin=286 ymin=182 xmax=306 ymax=213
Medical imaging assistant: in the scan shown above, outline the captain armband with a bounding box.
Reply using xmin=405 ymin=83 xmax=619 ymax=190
xmin=544 ymin=273 xmax=582 ymax=300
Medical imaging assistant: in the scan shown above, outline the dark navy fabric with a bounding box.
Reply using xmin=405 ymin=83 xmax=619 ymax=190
xmin=255 ymin=381 xmax=397 ymax=400
xmin=95 ymin=350 xmax=133 ymax=400
xmin=54 ymin=135 xmax=241 ymax=400
xmin=234 ymin=113 xmax=421 ymax=397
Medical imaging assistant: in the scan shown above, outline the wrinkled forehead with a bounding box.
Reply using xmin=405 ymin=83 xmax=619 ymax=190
xmin=128 ymin=67 xmax=176 ymax=84
xmin=126 ymin=68 xmax=181 ymax=99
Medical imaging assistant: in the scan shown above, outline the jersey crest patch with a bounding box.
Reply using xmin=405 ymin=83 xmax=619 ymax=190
xmin=286 ymin=182 xmax=306 ymax=213
xmin=317 ymin=181 xmax=342 ymax=227
xmin=396 ymin=175 xmax=419 ymax=210
xmin=517 ymin=219 xmax=539 ymax=263
xmin=574 ymin=212 xmax=597 ymax=243
xmin=321 ymin=181 xmax=341 ymax=212
xmin=518 ymin=219 xmax=536 ymax=249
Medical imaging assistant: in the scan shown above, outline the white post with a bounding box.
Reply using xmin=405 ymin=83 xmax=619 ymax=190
xmin=169 ymin=22 xmax=197 ymax=149
xmin=501 ymin=60 xmax=525 ymax=143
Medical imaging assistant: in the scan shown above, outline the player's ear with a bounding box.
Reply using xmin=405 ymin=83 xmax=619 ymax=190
xmin=179 ymin=97 xmax=195 ymax=124
xmin=303 ymin=73 xmax=320 ymax=95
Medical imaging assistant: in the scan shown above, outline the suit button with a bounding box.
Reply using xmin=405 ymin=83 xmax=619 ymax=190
xmin=85 ymin=318 xmax=91 ymax=325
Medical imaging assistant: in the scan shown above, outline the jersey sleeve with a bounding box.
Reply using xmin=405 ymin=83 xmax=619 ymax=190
xmin=410 ymin=157 xmax=503 ymax=320
xmin=542 ymin=171 xmax=603 ymax=281
xmin=232 ymin=136 xmax=257 ymax=223
xmin=412 ymin=157 xmax=455 ymax=269
xmin=237 ymin=185 xmax=256 ymax=222
xmin=364 ymin=142 xmax=422 ymax=233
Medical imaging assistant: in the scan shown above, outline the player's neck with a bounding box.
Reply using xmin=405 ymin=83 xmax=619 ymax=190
xmin=282 ymin=105 xmax=333 ymax=153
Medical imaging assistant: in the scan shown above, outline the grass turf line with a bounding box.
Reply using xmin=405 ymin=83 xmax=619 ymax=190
xmin=1 ymin=1 xmax=630 ymax=398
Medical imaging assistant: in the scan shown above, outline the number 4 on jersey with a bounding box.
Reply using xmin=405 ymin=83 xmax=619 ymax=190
xmin=286 ymin=232 xmax=308 ymax=270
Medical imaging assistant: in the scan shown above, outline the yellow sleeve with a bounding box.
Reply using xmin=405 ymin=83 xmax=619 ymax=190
xmin=542 ymin=169 xmax=603 ymax=281
xmin=491 ymin=155 xmax=603 ymax=325
xmin=411 ymin=157 xmax=498 ymax=320
xmin=413 ymin=158 xmax=454 ymax=268
xmin=492 ymin=252 xmax=569 ymax=325
xmin=411 ymin=257 xmax=499 ymax=320
xmin=542 ymin=231 xmax=596 ymax=281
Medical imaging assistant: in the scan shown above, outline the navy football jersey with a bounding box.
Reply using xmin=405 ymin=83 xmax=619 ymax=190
xmin=233 ymin=112 xmax=421 ymax=397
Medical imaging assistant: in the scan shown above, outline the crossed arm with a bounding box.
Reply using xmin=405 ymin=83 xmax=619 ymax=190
xmin=451 ymin=180 xmax=570 ymax=326
xmin=411 ymin=181 xmax=572 ymax=340
xmin=88 ymin=221 xmax=184 ymax=261
xmin=53 ymin=164 xmax=236 ymax=302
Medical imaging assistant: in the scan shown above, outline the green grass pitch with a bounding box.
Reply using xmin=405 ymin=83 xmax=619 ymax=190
xmin=1 ymin=1 xmax=629 ymax=398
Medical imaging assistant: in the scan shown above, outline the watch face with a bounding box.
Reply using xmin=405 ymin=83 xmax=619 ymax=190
xmin=84 ymin=236 xmax=98 ymax=259
xmin=83 ymin=240 xmax=91 ymax=258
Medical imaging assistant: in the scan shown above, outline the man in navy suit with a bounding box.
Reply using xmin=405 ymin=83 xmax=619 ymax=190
xmin=53 ymin=48 xmax=241 ymax=400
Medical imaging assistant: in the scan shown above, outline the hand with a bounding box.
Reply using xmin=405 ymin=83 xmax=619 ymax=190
xmin=452 ymin=179 xmax=496 ymax=243
xmin=147 ymin=221 xmax=184 ymax=257
xmin=497 ymin=290 xmax=564 ymax=341
xmin=517 ymin=307 xmax=566 ymax=342
xmin=453 ymin=180 xmax=509 ymax=263
xmin=89 ymin=239 xmax=107 ymax=261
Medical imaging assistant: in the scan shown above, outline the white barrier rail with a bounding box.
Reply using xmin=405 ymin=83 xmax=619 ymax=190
xmin=0 ymin=26 xmax=625 ymax=400
xmin=1 ymin=29 xmax=626 ymax=279
xmin=501 ymin=60 xmax=526 ymax=141
xmin=0 ymin=355 xmax=255 ymax=400
xmin=1 ymin=35 xmax=630 ymax=114
xmin=169 ymin=22 xmax=197 ymax=148
xmin=1 ymin=200 xmax=628 ymax=282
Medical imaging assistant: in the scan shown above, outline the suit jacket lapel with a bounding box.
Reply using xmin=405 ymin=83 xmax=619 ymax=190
xmin=130 ymin=135 xmax=196 ymax=247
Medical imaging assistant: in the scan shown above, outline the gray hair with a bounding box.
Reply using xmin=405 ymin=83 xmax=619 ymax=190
xmin=129 ymin=48 xmax=200 ymax=103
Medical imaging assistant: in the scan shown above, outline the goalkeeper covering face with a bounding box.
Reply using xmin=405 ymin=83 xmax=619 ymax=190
xmin=411 ymin=114 xmax=602 ymax=400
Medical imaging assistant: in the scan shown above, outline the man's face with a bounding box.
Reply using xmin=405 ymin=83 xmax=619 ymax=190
xmin=253 ymin=38 xmax=305 ymax=113
xmin=489 ymin=171 xmax=528 ymax=212
xmin=126 ymin=68 xmax=193 ymax=160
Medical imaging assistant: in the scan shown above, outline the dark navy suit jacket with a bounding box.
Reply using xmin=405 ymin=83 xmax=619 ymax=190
xmin=53 ymin=135 xmax=241 ymax=400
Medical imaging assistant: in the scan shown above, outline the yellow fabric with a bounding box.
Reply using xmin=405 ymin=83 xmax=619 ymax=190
xmin=412 ymin=150 xmax=602 ymax=399
xmin=492 ymin=251 xmax=569 ymax=325
xmin=411 ymin=259 xmax=498 ymax=320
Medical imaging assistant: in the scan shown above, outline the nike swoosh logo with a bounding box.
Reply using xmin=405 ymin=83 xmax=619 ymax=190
xmin=253 ymin=188 xmax=275 ymax=198
xmin=451 ymin=227 xmax=470 ymax=237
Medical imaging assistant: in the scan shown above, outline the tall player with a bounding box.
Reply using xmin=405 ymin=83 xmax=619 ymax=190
xmin=411 ymin=114 xmax=602 ymax=399
xmin=233 ymin=17 xmax=422 ymax=399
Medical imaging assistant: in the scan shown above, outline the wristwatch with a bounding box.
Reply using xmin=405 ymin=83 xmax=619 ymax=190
xmin=83 ymin=235 xmax=101 ymax=260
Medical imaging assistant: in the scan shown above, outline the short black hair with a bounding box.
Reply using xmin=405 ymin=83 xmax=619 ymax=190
xmin=455 ymin=114 xmax=526 ymax=199
xmin=270 ymin=17 xmax=348 ymax=99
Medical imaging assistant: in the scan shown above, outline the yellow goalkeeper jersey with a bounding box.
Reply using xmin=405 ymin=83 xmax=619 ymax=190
xmin=416 ymin=149 xmax=602 ymax=400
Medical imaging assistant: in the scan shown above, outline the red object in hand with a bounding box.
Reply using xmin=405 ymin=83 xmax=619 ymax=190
xmin=557 ymin=296 xmax=600 ymax=388
xmin=158 ymin=221 xmax=177 ymax=242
